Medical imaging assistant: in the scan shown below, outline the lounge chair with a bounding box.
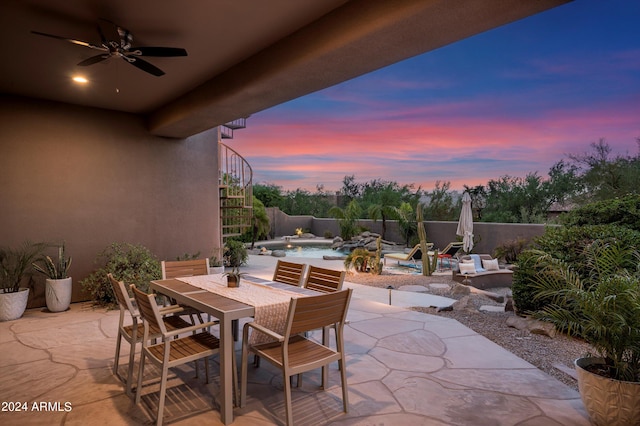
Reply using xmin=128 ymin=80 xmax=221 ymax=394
xmin=383 ymin=243 xmax=434 ymax=265
xmin=428 ymin=242 xmax=464 ymax=271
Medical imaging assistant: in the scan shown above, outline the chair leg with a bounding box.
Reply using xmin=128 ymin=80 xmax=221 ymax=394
xmin=113 ymin=332 xmax=122 ymax=376
xmin=339 ymin=356 xmax=349 ymax=413
xmin=156 ymin=364 xmax=169 ymax=426
xmin=283 ymin=372 xmax=293 ymax=426
xmin=134 ymin=351 xmax=146 ymax=405
xmin=125 ymin=339 xmax=137 ymax=397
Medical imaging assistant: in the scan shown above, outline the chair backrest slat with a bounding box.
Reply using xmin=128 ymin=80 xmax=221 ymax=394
xmin=161 ymin=259 xmax=209 ymax=279
xmin=131 ymin=285 xmax=164 ymax=334
xmin=304 ymin=265 xmax=345 ymax=293
xmin=273 ymin=260 xmax=306 ymax=286
xmin=288 ymin=289 xmax=352 ymax=336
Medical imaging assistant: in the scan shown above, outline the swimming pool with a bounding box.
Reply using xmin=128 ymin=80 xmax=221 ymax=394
xmin=257 ymin=241 xmax=348 ymax=258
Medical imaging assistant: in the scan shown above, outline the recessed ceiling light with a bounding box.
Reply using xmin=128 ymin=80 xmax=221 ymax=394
xmin=72 ymin=76 xmax=88 ymax=84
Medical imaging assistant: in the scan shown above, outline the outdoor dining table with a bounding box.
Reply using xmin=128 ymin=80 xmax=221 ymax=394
xmin=150 ymin=274 xmax=319 ymax=425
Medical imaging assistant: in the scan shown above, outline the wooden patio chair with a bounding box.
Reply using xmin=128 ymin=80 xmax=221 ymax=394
xmin=303 ymin=265 xmax=345 ymax=293
xmin=108 ymin=274 xmax=190 ymax=398
xmin=132 ymin=285 xmax=221 ymax=426
xmin=161 ymin=259 xmax=211 ymax=324
xmin=272 ymin=259 xmax=306 ymax=287
xmin=240 ymin=289 xmax=353 ymax=426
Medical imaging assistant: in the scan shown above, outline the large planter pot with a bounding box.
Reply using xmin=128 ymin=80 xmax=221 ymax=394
xmin=575 ymin=357 xmax=640 ymax=426
xmin=0 ymin=288 xmax=30 ymax=321
xmin=210 ymin=266 xmax=225 ymax=274
xmin=45 ymin=277 xmax=72 ymax=312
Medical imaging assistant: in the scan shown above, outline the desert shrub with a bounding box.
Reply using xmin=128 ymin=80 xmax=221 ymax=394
xmin=512 ymin=224 xmax=640 ymax=314
xmin=80 ymin=243 xmax=161 ymax=306
xmin=493 ymin=237 xmax=529 ymax=263
xmin=323 ymin=230 xmax=333 ymax=239
xmin=561 ymin=194 xmax=640 ymax=231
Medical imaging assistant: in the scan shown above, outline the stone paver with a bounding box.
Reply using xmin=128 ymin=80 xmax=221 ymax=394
xmin=0 ymin=254 xmax=591 ymax=425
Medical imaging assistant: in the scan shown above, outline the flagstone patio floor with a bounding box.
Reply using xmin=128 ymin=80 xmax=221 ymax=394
xmin=0 ymin=255 xmax=591 ymax=425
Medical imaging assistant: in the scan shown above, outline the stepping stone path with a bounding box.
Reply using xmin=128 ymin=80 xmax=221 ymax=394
xmin=479 ymin=305 xmax=506 ymax=313
xmin=429 ymin=283 xmax=450 ymax=291
xmin=397 ymin=285 xmax=429 ymax=293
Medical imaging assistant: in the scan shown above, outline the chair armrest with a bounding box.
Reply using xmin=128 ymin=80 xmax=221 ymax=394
xmin=163 ymin=321 xmax=219 ymax=338
xmin=159 ymin=305 xmax=184 ymax=315
xmin=244 ymin=321 xmax=284 ymax=342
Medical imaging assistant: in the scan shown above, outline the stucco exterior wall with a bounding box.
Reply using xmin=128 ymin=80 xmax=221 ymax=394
xmin=0 ymin=96 xmax=221 ymax=307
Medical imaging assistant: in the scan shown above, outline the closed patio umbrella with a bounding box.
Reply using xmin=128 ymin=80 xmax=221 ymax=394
xmin=456 ymin=192 xmax=474 ymax=253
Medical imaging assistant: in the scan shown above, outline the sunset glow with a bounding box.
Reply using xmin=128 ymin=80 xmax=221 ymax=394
xmin=230 ymin=0 xmax=640 ymax=192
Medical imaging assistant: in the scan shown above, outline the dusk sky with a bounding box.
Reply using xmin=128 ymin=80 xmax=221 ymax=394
xmin=230 ymin=0 xmax=640 ymax=193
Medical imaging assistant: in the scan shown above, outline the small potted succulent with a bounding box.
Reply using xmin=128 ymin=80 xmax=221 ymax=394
xmin=222 ymin=266 xmax=246 ymax=288
xmin=33 ymin=243 xmax=72 ymax=312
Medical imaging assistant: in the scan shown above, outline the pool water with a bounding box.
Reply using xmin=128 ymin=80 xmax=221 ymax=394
xmin=259 ymin=243 xmax=348 ymax=258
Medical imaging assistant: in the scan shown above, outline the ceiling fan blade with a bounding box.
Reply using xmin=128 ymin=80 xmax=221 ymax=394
xmin=125 ymin=56 xmax=165 ymax=76
xmin=31 ymin=30 xmax=107 ymax=51
xmin=130 ymin=47 xmax=188 ymax=57
xmin=77 ymin=55 xmax=109 ymax=66
xmin=96 ymin=24 xmax=108 ymax=47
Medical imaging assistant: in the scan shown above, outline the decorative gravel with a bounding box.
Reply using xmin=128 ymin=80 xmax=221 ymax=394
xmin=345 ymin=271 xmax=594 ymax=390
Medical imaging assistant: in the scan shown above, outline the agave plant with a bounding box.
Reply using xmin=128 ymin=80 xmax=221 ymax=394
xmin=530 ymin=241 xmax=640 ymax=382
xmin=32 ymin=244 xmax=72 ymax=279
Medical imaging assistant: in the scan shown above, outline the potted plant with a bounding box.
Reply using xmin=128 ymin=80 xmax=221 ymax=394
xmin=33 ymin=243 xmax=72 ymax=312
xmin=223 ymin=266 xmax=246 ymax=288
xmin=530 ymin=241 xmax=640 ymax=426
xmin=224 ymin=239 xmax=247 ymax=268
xmin=0 ymin=242 xmax=45 ymax=321
xmin=209 ymin=256 xmax=225 ymax=274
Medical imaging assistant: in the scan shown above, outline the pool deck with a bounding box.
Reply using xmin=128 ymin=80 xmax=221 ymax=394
xmin=0 ymin=253 xmax=591 ymax=425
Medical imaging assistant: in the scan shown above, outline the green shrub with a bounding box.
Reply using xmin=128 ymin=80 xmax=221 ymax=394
xmin=512 ymin=224 xmax=640 ymax=314
xmin=224 ymin=239 xmax=248 ymax=267
xmin=80 ymin=243 xmax=161 ymax=306
xmin=511 ymin=250 xmax=548 ymax=314
xmin=323 ymin=230 xmax=333 ymax=239
xmin=530 ymin=242 xmax=640 ymax=382
xmin=561 ymin=194 xmax=640 ymax=231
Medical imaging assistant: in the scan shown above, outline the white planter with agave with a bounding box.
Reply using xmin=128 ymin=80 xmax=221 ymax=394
xmin=575 ymin=357 xmax=640 ymax=426
xmin=45 ymin=277 xmax=72 ymax=312
xmin=0 ymin=288 xmax=30 ymax=321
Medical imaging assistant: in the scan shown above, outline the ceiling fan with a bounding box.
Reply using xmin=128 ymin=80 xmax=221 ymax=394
xmin=31 ymin=20 xmax=187 ymax=77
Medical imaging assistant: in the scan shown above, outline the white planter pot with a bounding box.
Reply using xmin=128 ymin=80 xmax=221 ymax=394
xmin=575 ymin=357 xmax=640 ymax=426
xmin=0 ymin=288 xmax=30 ymax=321
xmin=210 ymin=266 xmax=225 ymax=274
xmin=45 ymin=277 xmax=72 ymax=312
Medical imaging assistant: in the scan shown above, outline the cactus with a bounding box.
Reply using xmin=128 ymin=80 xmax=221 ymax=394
xmin=416 ymin=203 xmax=435 ymax=276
